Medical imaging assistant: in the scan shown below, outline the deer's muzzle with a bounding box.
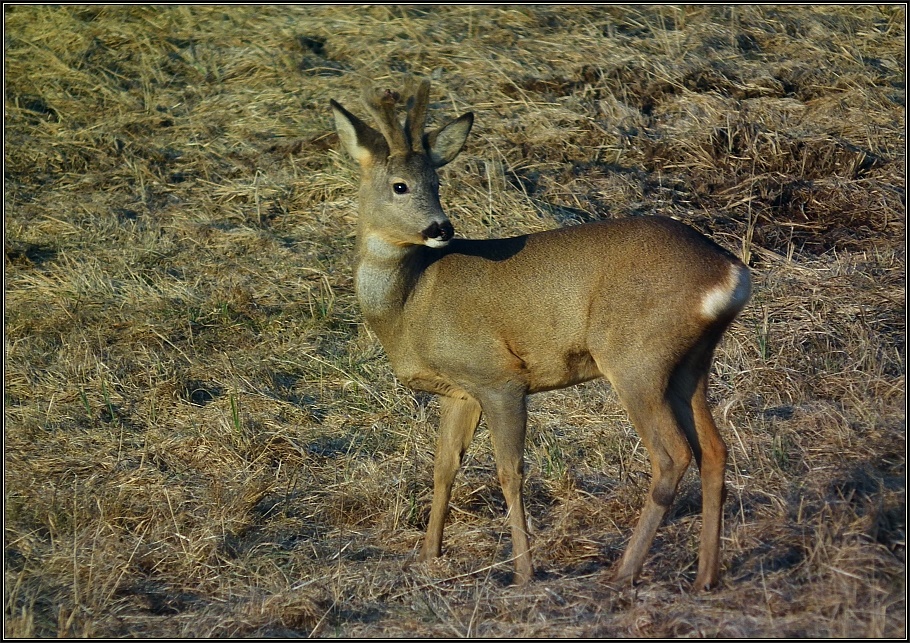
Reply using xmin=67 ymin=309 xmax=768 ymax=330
xmin=421 ymin=220 xmax=454 ymax=247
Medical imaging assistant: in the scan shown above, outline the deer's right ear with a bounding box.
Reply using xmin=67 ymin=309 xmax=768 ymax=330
xmin=331 ymin=99 xmax=388 ymax=167
xmin=425 ymin=112 xmax=474 ymax=168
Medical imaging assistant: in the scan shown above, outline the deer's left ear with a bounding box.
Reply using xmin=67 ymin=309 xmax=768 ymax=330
xmin=425 ymin=112 xmax=474 ymax=168
xmin=331 ymin=99 xmax=390 ymax=167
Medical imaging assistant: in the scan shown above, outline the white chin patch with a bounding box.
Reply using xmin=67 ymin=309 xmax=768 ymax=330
xmin=424 ymin=238 xmax=450 ymax=249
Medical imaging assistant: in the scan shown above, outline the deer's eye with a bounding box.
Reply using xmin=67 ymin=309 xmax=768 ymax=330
xmin=392 ymin=182 xmax=409 ymax=195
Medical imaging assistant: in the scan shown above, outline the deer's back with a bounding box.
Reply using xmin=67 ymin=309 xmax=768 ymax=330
xmin=390 ymin=216 xmax=745 ymax=395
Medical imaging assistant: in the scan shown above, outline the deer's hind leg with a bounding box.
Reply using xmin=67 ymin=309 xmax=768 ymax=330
xmin=667 ymin=347 xmax=728 ymax=590
xmin=599 ymin=357 xmax=693 ymax=586
xmin=688 ymin=377 xmax=727 ymax=590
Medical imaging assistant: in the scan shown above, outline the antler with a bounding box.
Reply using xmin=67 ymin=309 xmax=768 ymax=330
xmin=361 ymin=85 xmax=408 ymax=155
xmin=361 ymin=78 xmax=432 ymax=156
xmin=404 ymin=79 xmax=431 ymax=153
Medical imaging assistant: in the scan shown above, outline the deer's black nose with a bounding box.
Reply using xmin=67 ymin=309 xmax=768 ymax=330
xmin=422 ymin=220 xmax=454 ymax=243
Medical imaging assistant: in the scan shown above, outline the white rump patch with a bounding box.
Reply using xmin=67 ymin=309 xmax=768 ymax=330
xmin=701 ymin=263 xmax=751 ymax=319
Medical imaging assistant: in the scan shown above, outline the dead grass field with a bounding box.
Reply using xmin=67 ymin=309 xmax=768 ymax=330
xmin=4 ymin=5 xmax=905 ymax=638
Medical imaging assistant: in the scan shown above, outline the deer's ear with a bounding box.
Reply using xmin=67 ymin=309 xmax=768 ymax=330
xmin=331 ymin=99 xmax=389 ymax=167
xmin=425 ymin=112 xmax=473 ymax=167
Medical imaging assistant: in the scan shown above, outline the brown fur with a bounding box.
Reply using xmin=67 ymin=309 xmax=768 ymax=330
xmin=331 ymin=81 xmax=750 ymax=589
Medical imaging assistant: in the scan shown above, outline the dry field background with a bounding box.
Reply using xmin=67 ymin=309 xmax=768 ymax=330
xmin=4 ymin=5 xmax=905 ymax=638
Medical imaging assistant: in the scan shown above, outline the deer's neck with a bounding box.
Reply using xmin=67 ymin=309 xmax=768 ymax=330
xmin=354 ymin=229 xmax=430 ymax=339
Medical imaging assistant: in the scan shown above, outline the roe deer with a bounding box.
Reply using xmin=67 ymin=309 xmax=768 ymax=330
xmin=330 ymin=79 xmax=751 ymax=590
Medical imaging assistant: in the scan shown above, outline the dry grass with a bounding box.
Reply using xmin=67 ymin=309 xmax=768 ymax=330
xmin=4 ymin=5 xmax=904 ymax=637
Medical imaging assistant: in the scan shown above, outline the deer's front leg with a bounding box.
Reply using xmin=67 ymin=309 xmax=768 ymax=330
xmin=419 ymin=395 xmax=482 ymax=561
xmin=479 ymin=386 xmax=533 ymax=584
